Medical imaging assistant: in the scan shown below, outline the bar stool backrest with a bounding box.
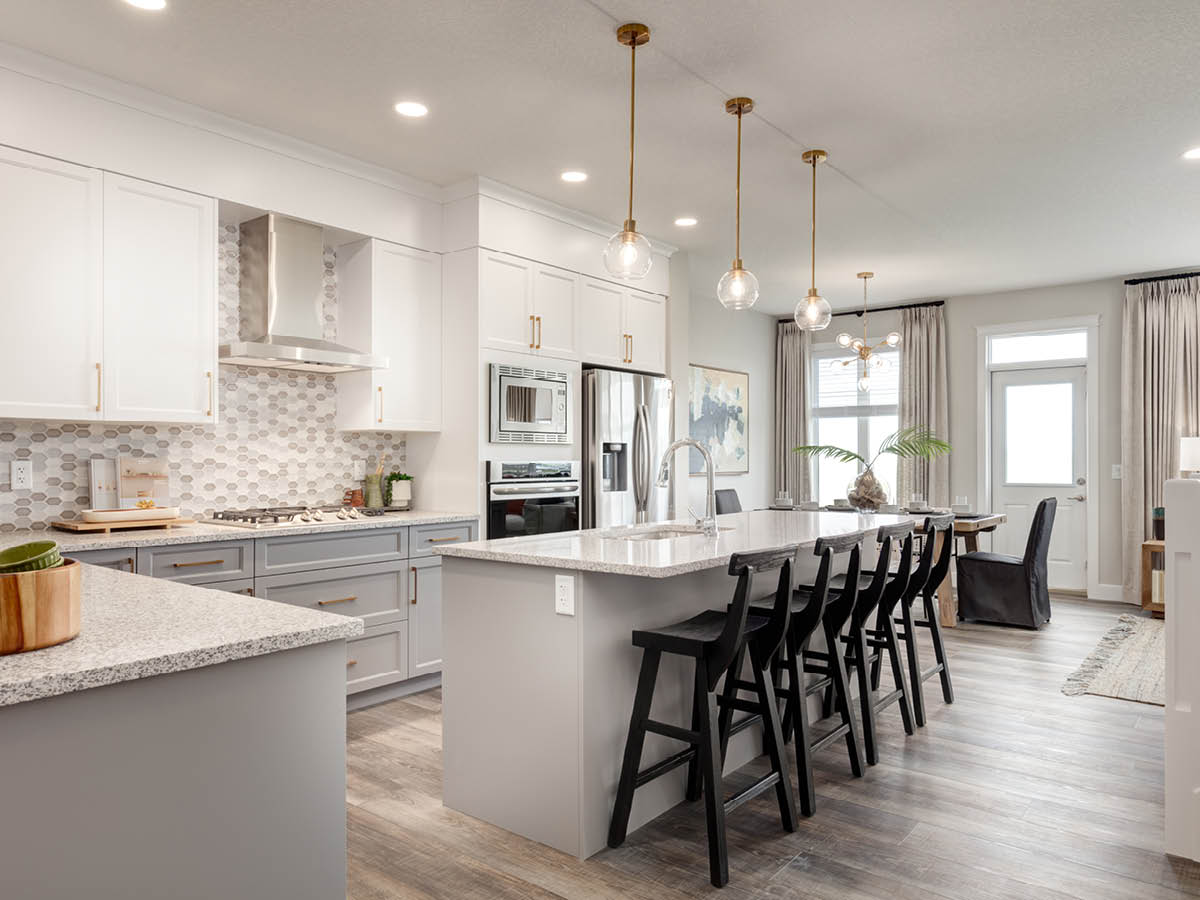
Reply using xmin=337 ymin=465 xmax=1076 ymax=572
xmin=791 ymin=546 xmax=835 ymax=641
xmin=855 ymin=521 xmax=914 ymax=624
xmin=876 ymin=522 xmax=915 ymax=613
xmin=923 ymin=514 xmax=955 ymax=598
xmin=813 ymin=531 xmax=865 ymax=630
xmin=715 ymin=544 xmax=801 ymax=686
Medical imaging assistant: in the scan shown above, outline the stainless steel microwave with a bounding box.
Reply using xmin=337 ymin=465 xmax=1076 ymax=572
xmin=490 ymin=364 xmax=571 ymax=444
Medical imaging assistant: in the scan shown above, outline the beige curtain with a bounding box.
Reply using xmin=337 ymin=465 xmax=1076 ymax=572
xmin=1121 ymin=277 xmax=1200 ymax=604
xmin=775 ymin=321 xmax=813 ymax=501
xmin=897 ymin=305 xmax=950 ymax=507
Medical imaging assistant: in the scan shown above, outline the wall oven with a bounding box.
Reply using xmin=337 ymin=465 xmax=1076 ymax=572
xmin=490 ymin=364 xmax=570 ymax=444
xmin=486 ymin=460 xmax=580 ymax=540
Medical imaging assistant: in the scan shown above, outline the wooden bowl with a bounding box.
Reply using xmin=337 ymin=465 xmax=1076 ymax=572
xmin=0 ymin=559 xmax=81 ymax=655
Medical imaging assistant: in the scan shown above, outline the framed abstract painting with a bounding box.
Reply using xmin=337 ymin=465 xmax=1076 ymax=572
xmin=687 ymin=364 xmax=749 ymax=475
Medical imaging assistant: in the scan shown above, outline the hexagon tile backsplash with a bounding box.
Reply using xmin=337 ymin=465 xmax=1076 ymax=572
xmin=0 ymin=229 xmax=406 ymax=531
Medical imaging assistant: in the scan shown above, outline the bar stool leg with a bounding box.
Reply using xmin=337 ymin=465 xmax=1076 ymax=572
xmin=717 ymin=643 xmax=747 ymax=764
xmin=850 ymin=627 xmax=878 ymax=766
xmin=883 ymin=615 xmax=916 ymax=735
xmin=869 ymin=607 xmax=886 ymax=692
xmin=782 ymin=632 xmax=815 ymax=816
xmin=924 ymin=592 xmax=955 ymax=704
xmin=696 ymin=660 xmax=729 ymax=888
xmin=608 ymin=648 xmax=661 ymax=848
xmin=824 ymin=620 xmax=866 ymax=777
xmin=685 ymin=668 xmax=704 ymax=802
xmin=753 ymin=656 xmax=798 ymax=832
xmin=900 ymin=601 xmax=927 ymax=727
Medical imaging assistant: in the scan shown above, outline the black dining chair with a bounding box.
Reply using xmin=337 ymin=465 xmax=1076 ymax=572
xmin=714 ymin=489 xmax=742 ymax=515
xmin=956 ymin=498 xmax=1057 ymax=628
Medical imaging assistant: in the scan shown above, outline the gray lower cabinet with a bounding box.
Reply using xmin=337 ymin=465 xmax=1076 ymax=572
xmin=410 ymin=521 xmax=476 ymax=558
xmin=254 ymin=559 xmax=409 ymax=629
xmin=409 ymin=557 xmax=444 ymax=677
xmin=345 ymin=622 xmax=410 ymax=694
xmin=64 ymin=547 xmax=137 ymax=573
xmin=255 ymin=527 xmax=408 ymax=576
xmin=137 ymin=540 xmax=254 ymax=585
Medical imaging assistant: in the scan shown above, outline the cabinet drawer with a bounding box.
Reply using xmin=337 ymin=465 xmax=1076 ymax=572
xmin=255 ymin=560 xmax=408 ymax=628
xmin=136 ymin=541 xmax=253 ymax=584
xmin=410 ymin=521 xmax=477 ymax=558
xmin=66 ymin=547 xmax=137 ymax=573
xmin=345 ymin=622 xmax=409 ymax=694
xmin=205 ymin=577 xmax=255 ymax=596
xmin=255 ymin=527 xmax=408 ymax=576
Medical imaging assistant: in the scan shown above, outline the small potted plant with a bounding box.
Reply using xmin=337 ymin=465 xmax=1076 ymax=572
xmin=792 ymin=426 xmax=950 ymax=511
xmin=384 ymin=472 xmax=413 ymax=509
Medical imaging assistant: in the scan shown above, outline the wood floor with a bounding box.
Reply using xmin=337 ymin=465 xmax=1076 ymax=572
xmin=346 ymin=598 xmax=1199 ymax=899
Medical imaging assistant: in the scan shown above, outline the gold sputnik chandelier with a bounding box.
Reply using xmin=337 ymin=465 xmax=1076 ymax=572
xmin=836 ymin=271 xmax=901 ymax=392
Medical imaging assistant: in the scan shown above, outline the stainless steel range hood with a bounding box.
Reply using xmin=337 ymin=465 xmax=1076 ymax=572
xmin=219 ymin=213 xmax=387 ymax=373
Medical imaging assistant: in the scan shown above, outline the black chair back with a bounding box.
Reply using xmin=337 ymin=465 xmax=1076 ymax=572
xmin=711 ymin=545 xmax=799 ymax=687
xmin=791 ymin=547 xmax=834 ymax=646
xmin=813 ymin=532 xmax=864 ymax=633
xmin=1022 ymin=498 xmax=1057 ymax=569
xmin=922 ymin=514 xmax=955 ymax=599
xmin=862 ymin=521 xmax=915 ymax=621
xmin=714 ymin=489 xmax=742 ymax=515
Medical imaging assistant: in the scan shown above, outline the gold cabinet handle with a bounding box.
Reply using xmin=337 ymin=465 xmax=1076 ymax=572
xmin=427 ymin=536 xmax=460 ymax=543
xmin=629 ymin=333 xmax=634 ymax=363
xmin=318 ymin=595 xmax=356 ymax=606
xmin=95 ymin=362 xmax=102 ymax=412
xmin=411 ymin=565 xmax=418 ymax=604
xmin=172 ymin=559 xmax=224 ymax=568
xmin=347 ymin=659 xmax=358 ymax=667
xmin=377 ymin=385 xmax=384 ymax=424
xmin=240 ymin=587 xmax=254 ymax=596
xmin=536 ymin=315 xmax=542 ymax=349
xmin=124 ymin=557 xmax=134 ymax=572
xmin=529 ymin=314 xmax=536 ymax=349
xmin=205 ymin=370 xmax=213 ymax=417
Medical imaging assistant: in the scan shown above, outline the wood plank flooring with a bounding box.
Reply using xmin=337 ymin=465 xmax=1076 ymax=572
xmin=346 ymin=598 xmax=1198 ymax=899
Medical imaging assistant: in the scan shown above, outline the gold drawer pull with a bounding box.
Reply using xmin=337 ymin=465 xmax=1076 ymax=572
xmin=347 ymin=659 xmax=358 ymax=667
xmin=411 ymin=565 xmax=418 ymax=604
xmin=427 ymin=536 xmax=460 ymax=543
xmin=318 ymin=595 xmax=356 ymax=606
xmin=172 ymin=559 xmax=225 ymax=568
xmin=124 ymin=557 xmax=134 ymax=571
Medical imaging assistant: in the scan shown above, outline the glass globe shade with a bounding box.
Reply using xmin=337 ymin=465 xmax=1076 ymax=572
xmin=795 ymin=293 xmax=832 ymax=331
xmin=885 ymin=331 xmax=901 ymax=347
xmin=857 ymin=373 xmax=871 ymax=393
xmin=717 ymin=267 xmax=760 ymax=310
xmin=603 ymin=229 xmax=653 ymax=280
xmin=835 ymin=332 xmax=852 ymax=348
xmin=850 ymin=337 xmax=865 ymax=351
xmin=869 ymin=353 xmax=887 ymax=370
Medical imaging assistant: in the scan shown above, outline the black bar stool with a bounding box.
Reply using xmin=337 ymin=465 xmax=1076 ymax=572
xmin=894 ymin=514 xmax=956 ymax=726
xmin=836 ymin=522 xmax=916 ymax=765
xmin=607 ymin=545 xmax=800 ymax=888
xmin=765 ymin=531 xmax=867 ymax=814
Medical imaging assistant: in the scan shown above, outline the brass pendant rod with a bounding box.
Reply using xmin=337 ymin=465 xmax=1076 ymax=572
xmin=810 ymin=156 xmax=817 ymax=292
xmin=627 ymin=40 xmax=636 ymax=226
xmin=862 ymin=276 xmax=869 ymax=346
xmin=735 ymin=107 xmax=742 ymax=263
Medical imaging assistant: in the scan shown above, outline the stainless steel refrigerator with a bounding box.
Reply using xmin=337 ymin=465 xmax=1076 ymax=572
xmin=582 ymin=368 xmax=675 ymax=529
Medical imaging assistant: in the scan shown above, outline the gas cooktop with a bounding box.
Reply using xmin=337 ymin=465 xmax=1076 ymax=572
xmin=204 ymin=505 xmax=398 ymax=529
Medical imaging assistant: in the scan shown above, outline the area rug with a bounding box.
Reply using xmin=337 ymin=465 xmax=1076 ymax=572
xmin=1062 ymin=614 xmax=1165 ymax=706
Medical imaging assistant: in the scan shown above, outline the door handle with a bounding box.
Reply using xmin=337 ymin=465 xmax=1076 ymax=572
xmin=1068 ymin=494 xmax=1087 ymax=502
xmin=529 ymin=314 xmax=536 ymax=349
xmin=536 ymin=316 xmax=542 ymax=349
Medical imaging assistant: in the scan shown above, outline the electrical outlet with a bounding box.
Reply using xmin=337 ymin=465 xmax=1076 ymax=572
xmin=555 ymin=574 xmax=575 ymax=616
xmin=1112 ymin=464 xmax=1122 ymax=480
xmin=352 ymin=459 xmax=367 ymax=480
xmin=10 ymin=460 xmax=32 ymax=491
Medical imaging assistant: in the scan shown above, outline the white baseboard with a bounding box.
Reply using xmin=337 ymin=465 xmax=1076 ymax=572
xmin=1088 ymin=583 xmax=1126 ymax=603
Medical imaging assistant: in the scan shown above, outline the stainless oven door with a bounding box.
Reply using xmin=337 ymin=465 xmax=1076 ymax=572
xmin=486 ymin=481 xmax=580 ymax=540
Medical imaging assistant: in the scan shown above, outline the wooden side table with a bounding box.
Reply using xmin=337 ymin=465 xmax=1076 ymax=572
xmin=1142 ymin=539 xmax=1166 ymax=618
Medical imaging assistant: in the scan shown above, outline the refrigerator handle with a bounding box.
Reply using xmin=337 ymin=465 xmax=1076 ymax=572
xmin=634 ymin=403 xmax=651 ymax=513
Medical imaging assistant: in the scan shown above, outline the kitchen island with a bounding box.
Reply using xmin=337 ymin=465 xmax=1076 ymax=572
xmin=0 ymin=564 xmax=362 ymax=900
xmin=437 ymin=509 xmax=915 ymax=859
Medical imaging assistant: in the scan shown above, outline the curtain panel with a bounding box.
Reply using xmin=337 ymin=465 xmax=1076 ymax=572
xmin=775 ymin=321 xmax=813 ymax=501
xmin=897 ymin=306 xmax=950 ymax=507
xmin=1120 ymin=277 xmax=1200 ymax=604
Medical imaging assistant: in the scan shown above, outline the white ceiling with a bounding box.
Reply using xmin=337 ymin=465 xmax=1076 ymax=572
xmin=4 ymin=0 xmax=1200 ymax=314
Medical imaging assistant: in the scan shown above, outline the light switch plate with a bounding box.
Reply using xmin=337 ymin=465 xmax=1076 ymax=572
xmin=1112 ymin=464 xmax=1122 ymax=480
xmin=555 ymin=574 xmax=575 ymax=616
xmin=10 ymin=460 xmax=32 ymax=491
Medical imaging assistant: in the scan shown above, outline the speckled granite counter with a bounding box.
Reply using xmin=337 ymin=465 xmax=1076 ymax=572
xmin=0 ymin=509 xmax=478 ymax=554
xmin=436 ymin=509 xmax=915 ymax=578
xmin=0 ymin=564 xmax=362 ymax=706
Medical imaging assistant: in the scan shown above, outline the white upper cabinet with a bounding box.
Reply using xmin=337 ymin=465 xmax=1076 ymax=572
xmin=337 ymin=239 xmax=442 ymax=432
xmin=578 ymin=279 xmax=626 ymax=368
xmin=479 ymin=251 xmax=535 ymax=354
xmin=102 ymin=174 xmax=217 ymax=423
xmin=624 ymin=289 xmax=667 ymax=374
xmin=530 ymin=264 xmax=577 ymax=360
xmin=0 ymin=146 xmax=103 ymax=421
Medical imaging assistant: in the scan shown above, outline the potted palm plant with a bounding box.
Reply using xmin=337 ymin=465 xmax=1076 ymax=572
xmin=793 ymin=426 xmax=951 ymax=511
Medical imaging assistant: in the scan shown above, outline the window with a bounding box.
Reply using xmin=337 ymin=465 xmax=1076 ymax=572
xmin=1003 ymin=381 xmax=1074 ymax=484
xmin=810 ymin=346 xmax=900 ymax=506
xmin=988 ymin=329 xmax=1086 ymax=366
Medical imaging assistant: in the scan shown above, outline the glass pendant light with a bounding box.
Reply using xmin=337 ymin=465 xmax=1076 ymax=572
xmin=603 ymin=24 xmax=653 ymax=280
xmin=795 ymin=149 xmax=832 ymax=330
xmin=717 ymin=98 xmax=759 ymax=310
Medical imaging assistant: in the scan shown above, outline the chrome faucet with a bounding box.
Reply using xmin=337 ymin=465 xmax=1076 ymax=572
xmin=656 ymin=438 xmax=718 ymax=536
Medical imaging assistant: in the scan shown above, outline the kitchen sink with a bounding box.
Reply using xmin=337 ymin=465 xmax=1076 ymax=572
xmin=604 ymin=524 xmax=732 ymax=541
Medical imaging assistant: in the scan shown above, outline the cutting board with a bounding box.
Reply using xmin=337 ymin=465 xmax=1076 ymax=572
xmin=52 ymin=517 xmax=196 ymax=534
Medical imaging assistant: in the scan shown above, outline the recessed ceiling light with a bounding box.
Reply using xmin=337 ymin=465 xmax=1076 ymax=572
xmin=1183 ymin=147 xmax=1200 ymax=160
xmin=560 ymin=171 xmax=588 ymax=183
xmin=393 ymin=101 xmax=428 ymax=118
xmin=674 ymin=217 xmax=698 ymax=227
xmin=124 ymin=0 xmax=166 ymax=8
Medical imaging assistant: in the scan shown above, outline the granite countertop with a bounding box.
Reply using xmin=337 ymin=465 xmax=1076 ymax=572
xmin=0 ymin=564 xmax=364 ymax=707
xmin=0 ymin=509 xmax=478 ymax=553
xmin=436 ymin=509 xmax=919 ymax=578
